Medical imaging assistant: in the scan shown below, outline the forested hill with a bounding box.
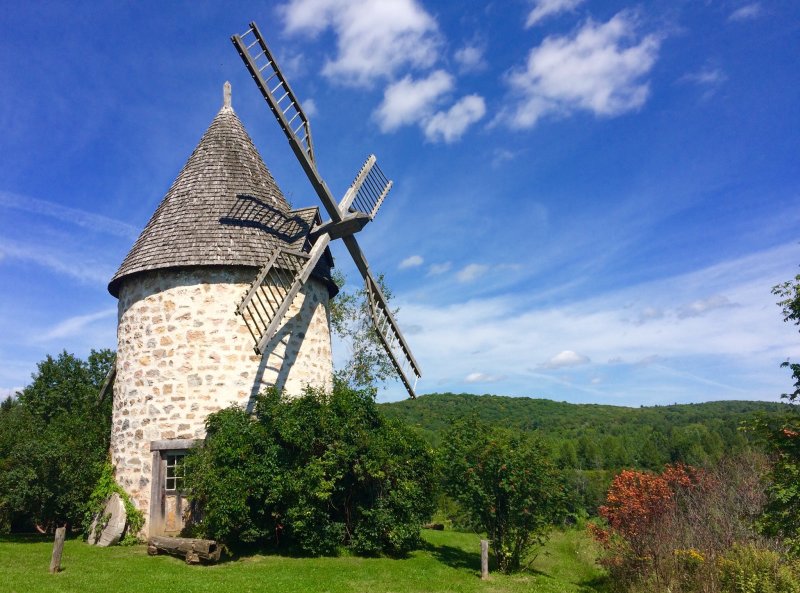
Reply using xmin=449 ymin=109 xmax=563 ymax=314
xmin=381 ymin=393 xmax=790 ymax=471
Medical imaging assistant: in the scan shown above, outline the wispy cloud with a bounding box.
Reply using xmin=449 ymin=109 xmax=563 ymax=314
xmin=0 ymin=239 xmax=114 ymax=284
xmin=0 ymin=191 xmax=138 ymax=239
xmin=399 ymin=254 xmax=424 ymax=269
xmin=454 ymin=44 xmax=486 ymax=73
xmin=679 ymin=67 xmax=727 ymax=99
xmin=457 ymin=263 xmax=488 ymax=282
xmin=428 ymin=262 xmax=452 ymax=276
xmin=680 ymin=68 xmax=727 ymax=87
xmin=502 ymin=11 xmax=661 ymax=129
xmin=525 ymin=0 xmax=585 ymax=27
xmin=280 ymin=0 xmax=440 ymax=86
xmin=491 ymin=148 xmax=518 ymax=168
xmin=399 ymin=242 xmax=800 ymax=403
xmin=38 ymin=308 xmax=117 ymax=342
xmin=729 ymin=3 xmax=763 ymax=22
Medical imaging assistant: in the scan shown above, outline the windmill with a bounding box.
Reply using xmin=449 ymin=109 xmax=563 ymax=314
xmin=231 ymin=22 xmax=422 ymax=398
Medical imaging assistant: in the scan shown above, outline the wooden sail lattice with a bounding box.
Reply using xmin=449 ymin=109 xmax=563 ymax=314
xmin=234 ymin=23 xmax=315 ymax=166
xmin=237 ymin=247 xmax=310 ymax=354
xmin=342 ymin=155 xmax=392 ymax=220
xmin=365 ymin=275 xmax=421 ymax=396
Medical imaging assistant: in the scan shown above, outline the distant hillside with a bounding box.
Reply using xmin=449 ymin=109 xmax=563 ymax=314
xmin=381 ymin=393 xmax=790 ymax=471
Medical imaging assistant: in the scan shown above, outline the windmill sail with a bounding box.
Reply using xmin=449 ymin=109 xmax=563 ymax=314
xmin=237 ymin=247 xmax=314 ymax=354
xmin=233 ymin=23 xmax=315 ymax=165
xmin=340 ymin=155 xmax=393 ymax=220
xmin=233 ymin=21 xmax=422 ymax=398
xmin=364 ymin=275 xmax=422 ymax=396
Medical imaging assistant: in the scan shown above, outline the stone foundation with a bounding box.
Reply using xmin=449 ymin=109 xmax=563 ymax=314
xmin=110 ymin=267 xmax=332 ymax=536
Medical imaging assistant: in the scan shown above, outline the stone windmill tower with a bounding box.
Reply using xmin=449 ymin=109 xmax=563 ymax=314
xmin=107 ymin=84 xmax=337 ymax=537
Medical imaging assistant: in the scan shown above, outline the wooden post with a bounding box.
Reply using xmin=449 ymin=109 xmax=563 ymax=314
xmin=50 ymin=526 xmax=66 ymax=574
xmin=480 ymin=539 xmax=489 ymax=580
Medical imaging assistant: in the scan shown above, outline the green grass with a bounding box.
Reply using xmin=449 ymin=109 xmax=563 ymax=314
xmin=0 ymin=529 xmax=608 ymax=593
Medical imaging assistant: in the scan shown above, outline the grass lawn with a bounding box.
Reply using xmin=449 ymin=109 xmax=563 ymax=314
xmin=0 ymin=528 xmax=608 ymax=593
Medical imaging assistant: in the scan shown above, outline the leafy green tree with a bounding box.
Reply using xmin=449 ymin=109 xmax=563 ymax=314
xmin=441 ymin=417 xmax=566 ymax=573
xmin=756 ymin=271 xmax=800 ymax=554
xmin=0 ymin=350 xmax=114 ymax=532
xmin=185 ymin=381 xmax=437 ymax=556
xmin=330 ymin=271 xmax=398 ymax=389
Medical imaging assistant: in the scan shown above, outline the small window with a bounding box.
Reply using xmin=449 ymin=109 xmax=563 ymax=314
xmin=165 ymin=453 xmax=186 ymax=492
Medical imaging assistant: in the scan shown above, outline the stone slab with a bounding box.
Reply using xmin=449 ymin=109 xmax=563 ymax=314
xmin=87 ymin=493 xmax=127 ymax=547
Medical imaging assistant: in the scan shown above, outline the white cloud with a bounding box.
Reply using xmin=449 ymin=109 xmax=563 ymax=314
xmin=374 ymin=71 xmax=453 ymax=132
xmin=281 ymin=0 xmax=440 ymax=86
xmin=423 ymin=95 xmax=486 ymax=143
xmin=502 ymin=11 xmax=661 ymax=129
xmin=457 ymin=263 xmax=488 ymax=282
xmin=303 ymin=98 xmax=318 ymax=118
xmin=526 ymin=0 xmax=585 ymax=27
xmin=428 ymin=262 xmax=452 ymax=276
xmin=399 ymin=254 xmax=424 ymax=269
xmin=542 ymin=350 xmax=591 ymax=369
xmin=38 ymin=308 xmax=117 ymax=342
xmin=729 ymin=3 xmax=763 ymax=21
xmin=465 ymin=372 xmax=505 ymax=383
xmin=454 ymin=45 xmax=486 ymax=72
xmin=677 ymin=295 xmax=736 ymax=319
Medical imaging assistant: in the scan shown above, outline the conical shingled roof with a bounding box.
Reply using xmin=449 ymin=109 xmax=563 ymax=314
xmin=108 ymin=91 xmax=334 ymax=298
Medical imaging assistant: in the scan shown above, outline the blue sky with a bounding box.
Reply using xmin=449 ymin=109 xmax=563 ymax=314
xmin=1 ymin=0 xmax=798 ymax=405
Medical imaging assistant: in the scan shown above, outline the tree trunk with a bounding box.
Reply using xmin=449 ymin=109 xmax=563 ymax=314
xmin=147 ymin=536 xmax=221 ymax=564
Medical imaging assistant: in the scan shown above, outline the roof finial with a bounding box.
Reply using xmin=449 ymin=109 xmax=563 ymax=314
xmin=223 ymin=81 xmax=232 ymax=110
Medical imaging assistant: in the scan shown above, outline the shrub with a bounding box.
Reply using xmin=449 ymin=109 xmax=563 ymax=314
xmin=441 ymin=417 xmax=567 ymax=573
xmin=592 ymin=454 xmax=786 ymax=592
xmin=184 ymin=382 xmax=437 ymax=556
xmin=718 ymin=544 xmax=800 ymax=593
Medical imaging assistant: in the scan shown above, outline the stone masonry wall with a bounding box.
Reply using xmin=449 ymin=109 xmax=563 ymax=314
xmin=110 ymin=267 xmax=332 ymax=536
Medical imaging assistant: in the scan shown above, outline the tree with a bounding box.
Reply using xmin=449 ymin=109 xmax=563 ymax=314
xmin=329 ymin=271 xmax=398 ymax=389
xmin=756 ymin=271 xmax=800 ymax=554
xmin=441 ymin=417 xmax=566 ymax=573
xmin=184 ymin=380 xmax=437 ymax=556
xmin=0 ymin=350 xmax=114 ymax=532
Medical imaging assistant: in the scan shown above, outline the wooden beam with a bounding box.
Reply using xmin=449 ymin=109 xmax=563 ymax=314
xmin=147 ymin=536 xmax=221 ymax=564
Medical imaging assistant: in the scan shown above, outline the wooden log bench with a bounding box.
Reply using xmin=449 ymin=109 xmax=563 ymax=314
xmin=147 ymin=536 xmax=221 ymax=564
